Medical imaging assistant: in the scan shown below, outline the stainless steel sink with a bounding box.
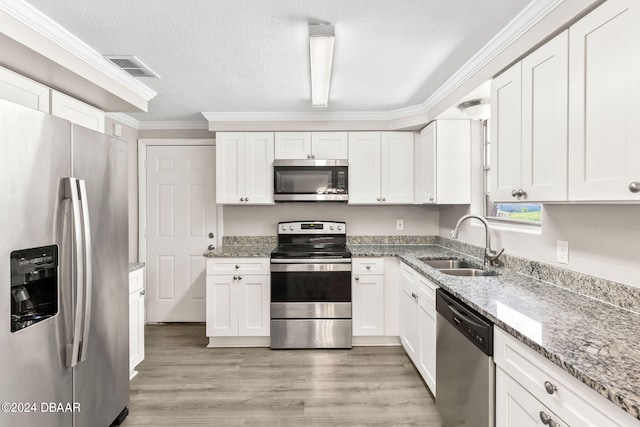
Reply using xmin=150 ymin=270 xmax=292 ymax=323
xmin=438 ymin=268 xmax=498 ymax=277
xmin=419 ymin=258 xmax=478 ymax=269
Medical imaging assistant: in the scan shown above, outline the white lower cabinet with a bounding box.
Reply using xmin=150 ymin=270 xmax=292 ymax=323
xmin=205 ymin=258 xmax=270 ymax=346
xmin=495 ymin=327 xmax=639 ymax=427
xmin=129 ymin=267 xmax=145 ymax=380
xmin=352 ymin=258 xmax=385 ymax=336
xmin=399 ymin=262 xmax=437 ymax=396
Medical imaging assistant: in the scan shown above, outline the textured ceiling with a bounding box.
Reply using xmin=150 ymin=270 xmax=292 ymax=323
xmin=25 ymin=0 xmax=532 ymax=123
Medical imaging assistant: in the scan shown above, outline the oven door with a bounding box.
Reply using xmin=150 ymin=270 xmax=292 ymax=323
xmin=270 ymin=261 xmax=351 ymax=304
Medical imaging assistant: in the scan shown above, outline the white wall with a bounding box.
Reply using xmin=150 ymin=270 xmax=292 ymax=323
xmin=438 ymin=123 xmax=640 ymax=289
xmin=223 ymin=204 xmax=439 ymax=236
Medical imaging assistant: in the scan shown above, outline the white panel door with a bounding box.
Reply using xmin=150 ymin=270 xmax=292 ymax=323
xmin=237 ymin=275 xmax=270 ymax=336
xmin=521 ymin=31 xmax=568 ymax=201
xmin=206 ymin=276 xmax=239 ymax=336
xmin=147 ymin=145 xmax=216 ymax=322
xmin=311 ymin=132 xmax=348 ymax=159
xmin=348 ymin=132 xmax=381 ymax=204
xmin=245 ymin=132 xmax=274 ymax=204
xmin=216 ymin=132 xmax=245 ymax=204
xmin=568 ymin=0 xmax=640 ymax=201
xmin=274 ymin=132 xmax=312 ymax=159
xmin=352 ymin=274 xmax=384 ymax=336
xmin=381 ymin=132 xmax=414 ymax=203
xmin=416 ymin=122 xmax=436 ymax=204
xmin=491 ymin=63 xmax=523 ymax=201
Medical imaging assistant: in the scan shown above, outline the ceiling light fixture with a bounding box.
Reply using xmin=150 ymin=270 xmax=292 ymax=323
xmin=458 ymin=98 xmax=490 ymax=121
xmin=309 ymin=24 xmax=335 ymax=108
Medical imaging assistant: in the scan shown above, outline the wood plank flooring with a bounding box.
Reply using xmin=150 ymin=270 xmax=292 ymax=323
xmin=122 ymin=324 xmax=444 ymax=426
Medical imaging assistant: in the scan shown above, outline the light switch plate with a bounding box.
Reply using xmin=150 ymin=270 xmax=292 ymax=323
xmin=396 ymin=219 xmax=404 ymax=231
xmin=556 ymin=240 xmax=569 ymax=264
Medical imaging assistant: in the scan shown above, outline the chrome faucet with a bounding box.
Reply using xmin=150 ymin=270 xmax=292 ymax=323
xmin=450 ymin=214 xmax=505 ymax=269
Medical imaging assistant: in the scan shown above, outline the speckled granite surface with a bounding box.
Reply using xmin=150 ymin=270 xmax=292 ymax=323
xmin=204 ymin=245 xmax=275 ymax=258
xmin=350 ymin=243 xmax=640 ymax=420
xmin=128 ymin=262 xmax=145 ymax=272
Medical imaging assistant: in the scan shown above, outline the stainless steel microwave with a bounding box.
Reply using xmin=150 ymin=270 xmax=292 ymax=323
xmin=273 ymin=159 xmax=348 ymax=202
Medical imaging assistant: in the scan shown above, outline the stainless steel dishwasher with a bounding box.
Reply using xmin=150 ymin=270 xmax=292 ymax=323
xmin=436 ymin=289 xmax=494 ymax=427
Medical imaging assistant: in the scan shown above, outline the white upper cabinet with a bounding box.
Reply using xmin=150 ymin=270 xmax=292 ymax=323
xmin=568 ymin=0 xmax=640 ymax=201
xmin=216 ymin=132 xmax=274 ymax=205
xmin=491 ymin=31 xmax=568 ymax=202
xmin=415 ymin=120 xmax=471 ymax=204
xmin=349 ymin=131 xmax=414 ymax=204
xmin=0 ymin=66 xmax=50 ymax=113
xmin=51 ymin=90 xmax=105 ymax=133
xmin=274 ymin=132 xmax=348 ymax=159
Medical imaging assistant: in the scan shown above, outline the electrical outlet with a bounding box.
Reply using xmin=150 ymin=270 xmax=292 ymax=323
xmin=556 ymin=240 xmax=569 ymax=264
xmin=396 ymin=219 xmax=404 ymax=231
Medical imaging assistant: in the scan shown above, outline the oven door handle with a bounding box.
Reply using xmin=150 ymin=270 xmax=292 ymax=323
xmin=271 ymin=258 xmax=352 ymax=264
xmin=270 ymin=263 xmax=352 ymax=272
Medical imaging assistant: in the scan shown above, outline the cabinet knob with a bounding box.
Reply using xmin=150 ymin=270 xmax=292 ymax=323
xmin=511 ymin=189 xmax=518 ymax=198
xmin=245 ymin=197 xmax=249 ymax=202
xmin=235 ymin=265 xmax=240 ymax=269
xmin=208 ymin=232 xmax=215 ymax=238
xmin=630 ymin=182 xmax=640 ymax=193
xmin=233 ymin=275 xmax=238 ymax=280
xmin=544 ymin=381 xmax=557 ymax=395
xmin=208 ymin=245 xmax=215 ymax=250
xmin=429 ymin=196 xmax=434 ymax=202
xmin=539 ymin=411 xmax=551 ymax=425
xmin=240 ymin=197 xmax=245 ymax=202
xmin=355 ymin=276 xmax=359 ymax=281
xmin=366 ymin=265 xmax=371 ymax=270
xmin=307 ymin=154 xmax=311 ymax=159
xmin=411 ymin=292 xmax=417 ymax=299
xmin=140 ymin=289 xmax=145 ymax=296
xmin=237 ymin=275 xmax=242 ymax=280
xmin=382 ymin=197 xmax=386 ymax=202
xmin=512 ymin=189 xmax=526 ymax=198
xmin=377 ymin=197 xmax=381 ymax=202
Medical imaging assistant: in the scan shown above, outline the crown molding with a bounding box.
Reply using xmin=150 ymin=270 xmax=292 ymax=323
xmin=0 ymin=0 xmax=157 ymax=101
xmin=138 ymin=120 xmax=209 ymax=130
xmin=202 ymin=0 xmax=563 ymax=126
xmin=105 ymin=113 xmax=141 ymax=129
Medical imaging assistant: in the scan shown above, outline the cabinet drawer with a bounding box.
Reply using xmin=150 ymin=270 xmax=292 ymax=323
xmin=416 ymin=276 xmax=436 ymax=318
xmin=400 ymin=262 xmax=417 ymax=285
xmin=494 ymin=328 xmax=637 ymax=427
xmin=129 ymin=269 xmax=144 ymax=293
xmin=206 ymin=258 xmax=270 ymax=275
xmin=352 ymin=258 xmax=384 ymax=274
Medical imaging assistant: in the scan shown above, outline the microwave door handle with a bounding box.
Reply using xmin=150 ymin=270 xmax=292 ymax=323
xmin=78 ymin=180 xmax=92 ymax=362
xmin=64 ymin=178 xmax=83 ymax=368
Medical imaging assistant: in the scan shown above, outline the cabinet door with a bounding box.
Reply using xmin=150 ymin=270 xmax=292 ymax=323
xmin=0 ymin=66 xmax=50 ymax=113
xmin=568 ymin=0 xmax=640 ymax=201
xmin=128 ymin=287 xmax=145 ymax=375
xmin=435 ymin=120 xmax=471 ymax=204
xmin=496 ymin=368 xmax=567 ymax=427
xmin=311 ymin=132 xmax=348 ymax=159
xmin=205 ymin=275 xmax=239 ymax=336
xmin=521 ymin=31 xmax=569 ymax=201
xmin=381 ymin=132 xmax=414 ymax=203
xmin=244 ymin=132 xmax=274 ymax=204
xmin=417 ymin=281 xmax=437 ymax=396
xmin=274 ymin=132 xmax=312 ymax=159
xmin=348 ymin=132 xmax=382 ymax=204
xmin=238 ymin=275 xmax=270 ymax=336
xmin=416 ymin=122 xmax=436 ymax=204
xmin=216 ymin=132 xmax=245 ymax=204
xmin=51 ymin=90 xmax=105 ymax=132
xmin=491 ymin=63 xmax=523 ymax=202
xmin=399 ymin=268 xmax=418 ymax=361
xmin=352 ymin=274 xmax=384 ymax=336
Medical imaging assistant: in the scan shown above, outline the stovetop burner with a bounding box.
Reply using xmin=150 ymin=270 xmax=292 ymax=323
xmin=271 ymin=221 xmax=350 ymax=260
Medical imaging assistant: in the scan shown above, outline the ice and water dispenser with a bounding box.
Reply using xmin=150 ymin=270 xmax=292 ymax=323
xmin=10 ymin=245 xmax=58 ymax=332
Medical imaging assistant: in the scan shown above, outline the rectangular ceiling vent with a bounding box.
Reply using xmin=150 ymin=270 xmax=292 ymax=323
xmin=103 ymin=55 xmax=160 ymax=78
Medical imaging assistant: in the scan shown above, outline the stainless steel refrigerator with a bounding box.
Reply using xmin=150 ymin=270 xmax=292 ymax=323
xmin=0 ymin=99 xmax=129 ymax=426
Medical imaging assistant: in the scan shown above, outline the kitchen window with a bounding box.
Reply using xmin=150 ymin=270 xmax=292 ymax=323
xmin=483 ymin=119 xmax=542 ymax=225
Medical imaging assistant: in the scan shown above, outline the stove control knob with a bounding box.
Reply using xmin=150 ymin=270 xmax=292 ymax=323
xmin=330 ymin=225 xmax=335 ymax=230
xmin=337 ymin=225 xmax=343 ymax=231
xmin=289 ymin=226 xmax=294 ymax=231
xmin=281 ymin=225 xmax=287 ymax=231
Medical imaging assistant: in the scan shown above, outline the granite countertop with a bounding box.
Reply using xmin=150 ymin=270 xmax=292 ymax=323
xmin=202 ymin=241 xmax=640 ymax=419
xmin=128 ymin=262 xmax=145 ymax=273
xmin=350 ymin=244 xmax=640 ymax=420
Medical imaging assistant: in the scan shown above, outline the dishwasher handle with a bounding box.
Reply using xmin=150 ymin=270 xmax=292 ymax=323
xmin=448 ymin=304 xmax=487 ymax=330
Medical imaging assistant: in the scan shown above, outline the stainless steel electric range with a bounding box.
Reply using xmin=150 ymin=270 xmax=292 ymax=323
xmin=270 ymin=221 xmax=352 ymax=349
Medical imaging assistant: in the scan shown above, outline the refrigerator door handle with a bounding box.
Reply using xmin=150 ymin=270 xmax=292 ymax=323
xmin=64 ymin=177 xmax=84 ymax=368
xmin=78 ymin=179 xmax=92 ymax=362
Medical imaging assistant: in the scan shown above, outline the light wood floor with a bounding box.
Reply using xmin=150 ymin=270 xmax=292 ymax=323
xmin=122 ymin=324 xmax=444 ymax=426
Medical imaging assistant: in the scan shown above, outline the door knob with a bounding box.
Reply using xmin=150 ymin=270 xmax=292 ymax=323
xmin=630 ymin=182 xmax=640 ymax=193
xmin=208 ymin=245 xmax=215 ymax=250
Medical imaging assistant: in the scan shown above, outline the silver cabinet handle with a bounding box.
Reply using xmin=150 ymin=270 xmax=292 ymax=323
xmin=208 ymin=245 xmax=215 ymax=250
xmin=140 ymin=289 xmax=146 ymax=296
xmin=539 ymin=411 xmax=551 ymax=425
xmin=630 ymin=182 xmax=640 ymax=193
xmin=511 ymin=189 xmax=518 ymax=198
xmin=512 ymin=189 xmax=526 ymax=198
xmin=355 ymin=276 xmax=360 ymax=281
xmin=544 ymin=381 xmax=557 ymax=395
